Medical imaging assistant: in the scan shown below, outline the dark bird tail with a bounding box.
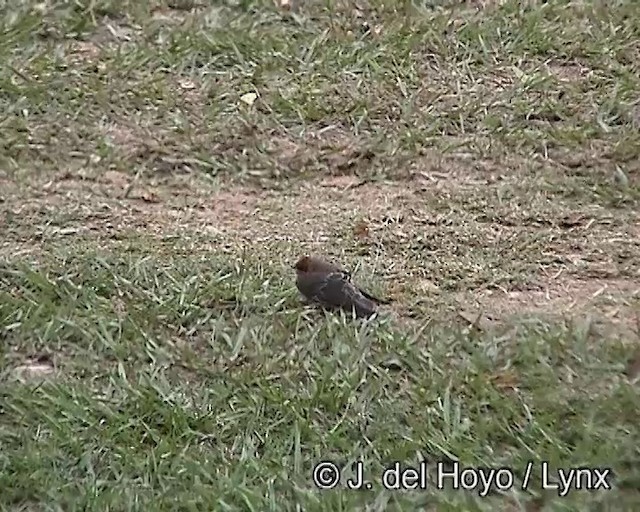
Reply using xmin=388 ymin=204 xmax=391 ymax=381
xmin=358 ymin=288 xmax=392 ymax=305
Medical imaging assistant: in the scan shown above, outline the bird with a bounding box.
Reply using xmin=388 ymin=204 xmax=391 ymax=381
xmin=292 ymin=255 xmax=390 ymax=318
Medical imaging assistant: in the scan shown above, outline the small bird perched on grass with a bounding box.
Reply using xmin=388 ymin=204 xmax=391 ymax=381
xmin=293 ymin=255 xmax=390 ymax=318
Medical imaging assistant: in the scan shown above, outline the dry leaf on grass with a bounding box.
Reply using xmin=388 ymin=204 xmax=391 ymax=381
xmin=139 ymin=191 xmax=160 ymax=203
xmin=490 ymin=370 xmax=519 ymax=391
xmin=12 ymin=357 xmax=55 ymax=382
xmin=240 ymin=92 xmax=258 ymax=106
xmin=353 ymin=220 xmax=370 ymax=239
xmin=457 ymin=309 xmax=498 ymax=331
xmin=179 ymin=79 xmax=196 ymax=90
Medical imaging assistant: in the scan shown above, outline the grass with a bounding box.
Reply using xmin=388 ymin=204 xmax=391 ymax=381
xmin=1 ymin=0 xmax=640 ymax=510
xmin=2 ymin=250 xmax=638 ymax=510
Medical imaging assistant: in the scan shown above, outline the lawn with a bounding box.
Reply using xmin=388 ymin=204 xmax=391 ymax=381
xmin=1 ymin=0 xmax=639 ymax=510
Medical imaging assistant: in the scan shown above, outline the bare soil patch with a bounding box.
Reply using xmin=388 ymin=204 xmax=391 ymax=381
xmin=3 ymin=171 xmax=638 ymax=335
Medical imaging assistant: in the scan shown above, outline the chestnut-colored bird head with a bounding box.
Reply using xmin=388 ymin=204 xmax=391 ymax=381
xmin=293 ymin=255 xmax=313 ymax=272
xmin=293 ymin=256 xmax=342 ymax=274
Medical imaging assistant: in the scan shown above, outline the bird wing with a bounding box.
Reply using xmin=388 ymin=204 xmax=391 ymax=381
xmin=336 ymin=270 xmax=390 ymax=305
xmin=309 ymin=259 xmax=390 ymax=304
xmin=315 ymin=272 xmax=377 ymax=317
